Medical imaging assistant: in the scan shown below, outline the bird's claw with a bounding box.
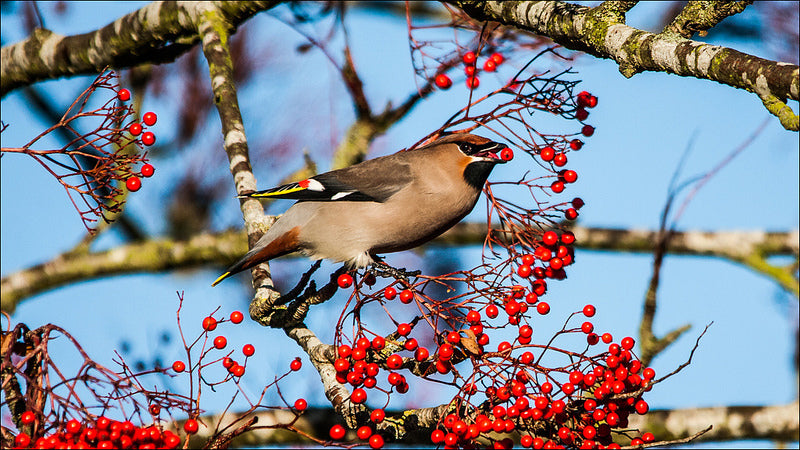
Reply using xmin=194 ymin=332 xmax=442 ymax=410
xmin=367 ymin=263 xmax=421 ymax=281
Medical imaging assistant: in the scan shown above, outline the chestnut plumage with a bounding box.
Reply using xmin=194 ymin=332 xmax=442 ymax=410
xmin=212 ymin=133 xmax=507 ymax=286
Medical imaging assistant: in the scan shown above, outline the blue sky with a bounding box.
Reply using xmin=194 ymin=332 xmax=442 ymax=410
xmin=2 ymin=1 xmax=798 ymax=445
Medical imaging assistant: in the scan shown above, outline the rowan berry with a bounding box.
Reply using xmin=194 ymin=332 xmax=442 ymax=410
xmin=540 ymin=146 xmax=555 ymax=161
xmin=230 ymin=310 xmax=244 ymax=323
xmin=20 ymin=411 xmax=35 ymax=425
xmin=500 ymin=147 xmax=514 ymax=161
xmin=462 ymin=51 xmax=476 ymax=64
xmin=290 ymin=357 xmax=302 ymax=371
xmin=117 ymin=89 xmax=131 ymax=101
xmin=141 ymin=131 xmax=155 ymax=146
xmin=172 ymin=361 xmax=186 ymax=372
xmin=329 ymin=424 xmax=346 ymax=440
xmin=142 ymin=112 xmax=157 ymax=126
xmin=129 ymin=122 xmax=142 ymax=136
xmin=351 ymin=388 xmax=367 ymax=404
xmin=434 ymin=74 xmax=452 ymax=89
xmin=126 ymin=176 xmax=141 ymax=192
xmin=399 ymin=289 xmax=414 ymax=303
xmin=294 ymin=398 xmax=307 ymax=411
xmin=384 ymin=287 xmax=397 ymax=300
xmin=386 ymin=354 xmax=403 ymax=369
xmin=553 ymin=152 xmax=567 ymax=167
xmin=397 ymin=323 xmax=411 ymax=336
xmin=202 ymin=316 xmax=217 ymax=331
xmin=213 ymin=336 xmax=227 ymax=349
xmin=491 ymin=52 xmax=505 ymax=64
xmin=466 ymin=76 xmax=480 ymax=89
xmin=369 ymin=434 xmax=384 ymax=448
xmin=184 ymin=419 xmax=199 ymax=434
xmin=337 ymin=274 xmax=353 ymax=288
xmin=242 ymin=344 xmax=255 ymax=356
xmin=536 ymin=302 xmax=550 ymax=315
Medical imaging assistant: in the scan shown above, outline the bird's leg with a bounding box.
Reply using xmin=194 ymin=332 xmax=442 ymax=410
xmin=367 ymin=261 xmax=421 ymax=281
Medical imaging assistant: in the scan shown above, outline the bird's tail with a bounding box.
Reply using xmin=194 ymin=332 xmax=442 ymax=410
xmin=211 ymin=226 xmax=302 ymax=286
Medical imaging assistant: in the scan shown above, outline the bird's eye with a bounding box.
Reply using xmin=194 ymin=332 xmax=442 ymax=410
xmin=458 ymin=143 xmax=473 ymax=154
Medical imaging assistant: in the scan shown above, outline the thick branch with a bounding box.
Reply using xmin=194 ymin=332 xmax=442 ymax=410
xmin=184 ymin=401 xmax=799 ymax=447
xmin=3 ymin=226 xmax=796 ymax=312
xmin=0 ymin=1 xmax=280 ymax=97
xmin=451 ymin=0 xmax=799 ymax=131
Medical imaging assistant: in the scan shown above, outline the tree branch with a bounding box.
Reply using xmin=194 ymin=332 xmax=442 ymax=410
xmin=2 ymin=226 xmax=796 ymax=313
xmin=0 ymin=1 xmax=281 ymax=97
xmin=450 ymin=0 xmax=799 ymax=131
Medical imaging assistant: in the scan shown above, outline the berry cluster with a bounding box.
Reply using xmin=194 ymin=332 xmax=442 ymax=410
xmin=116 ymin=88 xmax=156 ymax=192
xmin=13 ymin=414 xmax=183 ymax=449
xmin=434 ymin=51 xmax=506 ymax=91
xmin=172 ymin=309 xmax=251 ymax=380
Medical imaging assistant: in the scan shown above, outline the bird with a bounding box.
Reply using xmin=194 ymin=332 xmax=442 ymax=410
xmin=212 ymin=133 xmax=509 ymax=286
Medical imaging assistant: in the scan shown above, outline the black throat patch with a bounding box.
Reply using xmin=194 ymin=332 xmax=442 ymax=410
xmin=463 ymin=160 xmax=498 ymax=191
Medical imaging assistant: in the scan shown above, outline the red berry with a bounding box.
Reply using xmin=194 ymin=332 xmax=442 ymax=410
xmin=635 ymin=399 xmax=649 ymax=414
xmin=483 ymin=59 xmax=497 ymax=72
xmin=290 ymin=358 xmax=302 ymax=371
xmin=141 ymin=163 xmax=154 ymax=177
xmin=642 ymin=432 xmax=655 ymax=442
xmin=464 ymin=65 xmax=476 ymax=76
xmin=431 ymin=429 xmax=445 ymax=443
xmin=601 ymin=332 xmax=613 ymax=344
xmin=466 ymin=76 xmax=480 ymax=89
xmin=520 ymin=351 xmax=534 ymax=364
xmin=561 ymin=231 xmax=576 ymax=244
xmin=14 ymin=433 xmax=31 ymax=448
xmin=565 ymin=208 xmax=578 ymax=220
xmin=542 ymin=231 xmax=558 ymax=246
xmin=397 ymin=323 xmax=411 ymax=336
xmin=500 ymin=147 xmax=514 ymax=161
xmin=384 ymin=287 xmax=397 ymax=300
xmin=540 ymin=146 xmax=555 ymax=161
xmin=369 ymin=434 xmax=384 ymax=448
xmin=435 ymin=73 xmax=452 ymax=89
xmin=129 ymin=122 xmax=142 ymax=136
xmin=370 ymin=409 xmax=385 ymax=423
xmin=223 ymin=357 xmax=234 ymax=369
xmin=329 ymin=424 xmax=346 ymax=440
xmin=337 ymin=274 xmax=353 ymax=288
xmin=126 ymin=176 xmax=141 ymax=192
xmin=399 ymin=289 xmax=414 ymax=303
xmin=583 ymin=304 xmax=596 ymax=317
xmin=553 ymin=152 xmax=567 ymax=167
xmin=141 ymin=131 xmax=155 ymax=146
xmin=536 ymin=302 xmax=550 ymax=315
xmin=294 ymin=398 xmax=307 ymax=411
xmin=491 ymin=52 xmax=505 ymax=65
xmin=183 ymin=419 xmax=199 ymax=434
xmin=563 ymin=170 xmax=578 ymax=183
xmin=172 ymin=360 xmax=186 ymax=372
xmin=356 ymin=337 xmax=371 ymax=350
xmin=588 ymin=95 xmax=598 ymax=108
xmin=486 ymin=303 xmax=499 ymax=318
xmin=351 ymin=388 xmax=367 ymax=404
xmin=66 ymin=418 xmax=82 ymax=434
xmin=117 ymin=88 xmax=131 ymax=101
xmin=581 ymin=321 xmax=594 ymax=334
xmin=202 ymin=316 xmax=217 ymax=331
xmin=142 ymin=112 xmax=157 ymax=126
xmin=466 ymin=310 xmax=481 ymax=323
xmin=576 ymin=91 xmax=591 ymax=107
xmin=569 ymin=139 xmax=583 ymax=150
xmin=517 ymin=264 xmax=532 ymax=278
xmin=643 ymin=367 xmax=656 ymax=380
xmin=581 ymin=125 xmax=594 ymax=137
xmin=20 ymin=411 xmax=35 ymax=425
xmin=414 ymin=347 xmax=429 ymax=361
xmin=462 ymin=51 xmax=476 ymax=64
xmin=230 ymin=311 xmax=244 ymax=323
xmin=387 ymin=354 xmax=403 ymax=369
xmin=242 ymin=344 xmax=255 ymax=356
xmin=575 ymin=108 xmax=589 ymax=121
xmin=438 ymin=343 xmax=454 ymax=360
xmin=213 ymin=336 xmax=227 ymax=349
xmin=550 ymin=180 xmax=565 ymax=193
xmin=338 ymin=345 xmax=352 ymax=358
xmin=621 ymin=336 xmax=635 ymax=350
xmin=447 ymin=331 xmax=460 ymax=344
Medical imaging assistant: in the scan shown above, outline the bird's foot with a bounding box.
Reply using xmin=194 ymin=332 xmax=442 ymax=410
xmin=367 ymin=262 xmax=421 ymax=282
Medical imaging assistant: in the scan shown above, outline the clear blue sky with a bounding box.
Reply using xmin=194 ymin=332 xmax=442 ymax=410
xmin=2 ymin=2 xmax=798 ymax=446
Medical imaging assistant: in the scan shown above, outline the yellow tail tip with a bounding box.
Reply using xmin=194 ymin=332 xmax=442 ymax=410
xmin=211 ymin=272 xmax=231 ymax=287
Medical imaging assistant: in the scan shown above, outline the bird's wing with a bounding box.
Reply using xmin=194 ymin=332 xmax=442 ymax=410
xmin=243 ymin=153 xmax=414 ymax=203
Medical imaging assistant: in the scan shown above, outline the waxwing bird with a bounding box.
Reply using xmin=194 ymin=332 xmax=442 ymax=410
xmin=212 ymin=133 xmax=508 ymax=286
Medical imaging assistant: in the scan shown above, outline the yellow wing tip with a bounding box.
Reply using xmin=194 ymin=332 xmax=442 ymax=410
xmin=211 ymin=272 xmax=231 ymax=287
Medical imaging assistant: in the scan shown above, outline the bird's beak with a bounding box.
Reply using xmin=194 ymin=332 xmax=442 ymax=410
xmin=472 ymin=142 xmax=509 ymax=164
